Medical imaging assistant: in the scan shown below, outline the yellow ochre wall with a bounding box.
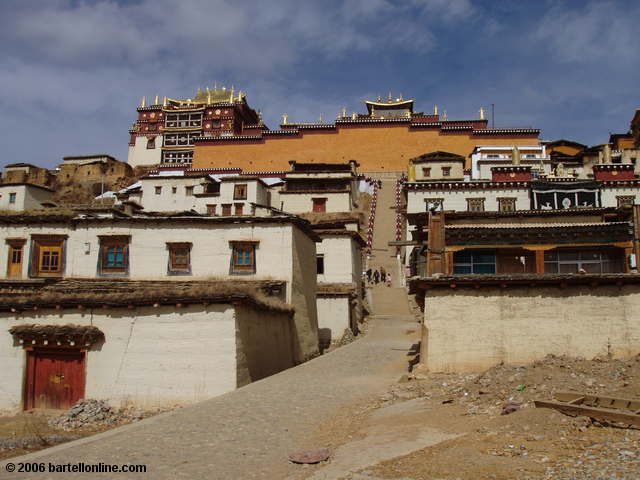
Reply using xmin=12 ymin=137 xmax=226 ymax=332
xmin=193 ymin=125 xmax=539 ymax=172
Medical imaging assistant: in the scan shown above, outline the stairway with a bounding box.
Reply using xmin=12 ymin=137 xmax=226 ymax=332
xmin=366 ymin=176 xmax=412 ymax=316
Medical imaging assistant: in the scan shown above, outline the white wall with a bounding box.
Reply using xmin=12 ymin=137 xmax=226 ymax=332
xmin=127 ymin=136 xmax=163 ymax=168
xmin=601 ymin=186 xmax=638 ymax=208
xmin=316 ymin=236 xmax=357 ymax=284
xmin=0 ymin=185 xmax=53 ymax=211
xmin=0 ymin=304 xmax=237 ymax=411
xmin=406 ymin=187 xmax=530 ymax=213
xmin=422 ymin=285 xmax=640 ymax=373
xmin=280 ymin=192 xmax=352 ymax=213
xmin=317 ymin=296 xmax=351 ymax=344
xmin=0 ymin=222 xmax=295 ymax=284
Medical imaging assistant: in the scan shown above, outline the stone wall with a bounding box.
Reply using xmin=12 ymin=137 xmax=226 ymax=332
xmin=422 ymin=284 xmax=640 ymax=372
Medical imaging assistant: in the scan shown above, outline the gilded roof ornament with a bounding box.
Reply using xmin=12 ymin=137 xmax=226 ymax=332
xmin=154 ymin=95 xmax=159 ymax=105
xmin=479 ymin=107 xmax=485 ymax=120
xmin=341 ymin=107 xmax=347 ymax=118
xmin=319 ymin=113 xmax=324 ymax=124
xmin=282 ymin=113 xmax=288 ymax=125
xmin=163 ymin=96 xmax=168 ymax=107
xmin=442 ymin=110 xmax=448 ymax=121
xmin=434 ymin=105 xmax=438 ymax=115
xmin=140 ymin=96 xmax=147 ymax=108
xmin=351 ymin=112 xmax=357 ymax=120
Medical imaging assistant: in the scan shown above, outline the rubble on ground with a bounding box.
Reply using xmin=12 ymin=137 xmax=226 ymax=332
xmin=0 ymin=435 xmax=80 ymax=451
xmin=48 ymin=399 xmax=176 ymax=431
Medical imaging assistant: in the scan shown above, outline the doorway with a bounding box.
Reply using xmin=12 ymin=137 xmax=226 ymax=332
xmin=24 ymin=349 xmax=86 ymax=410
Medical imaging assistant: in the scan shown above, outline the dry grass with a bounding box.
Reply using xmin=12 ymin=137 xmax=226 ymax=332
xmin=0 ymin=280 xmax=293 ymax=314
xmin=298 ymin=211 xmax=363 ymax=226
xmin=9 ymin=324 xmax=104 ymax=343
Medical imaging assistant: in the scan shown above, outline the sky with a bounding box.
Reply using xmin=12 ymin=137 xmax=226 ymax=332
xmin=1 ymin=0 xmax=639 ymax=169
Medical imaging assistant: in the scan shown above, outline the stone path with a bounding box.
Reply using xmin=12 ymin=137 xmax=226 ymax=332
xmin=1 ymin=313 xmax=419 ymax=480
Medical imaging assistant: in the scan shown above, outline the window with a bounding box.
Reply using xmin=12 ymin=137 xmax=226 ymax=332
xmin=234 ymin=184 xmax=248 ymax=200
xmin=165 ymin=113 xmax=202 ymax=128
xmin=167 ymin=242 xmax=191 ymax=275
xmin=185 ymin=186 xmax=194 ymax=196
xmin=30 ymin=236 xmax=66 ymax=278
xmin=146 ymin=137 xmax=155 ymax=149
xmin=161 ymin=151 xmax=194 ymax=164
xmin=98 ymin=236 xmax=129 ymax=276
xmin=230 ymin=242 xmax=257 ymax=274
xmin=441 ymin=167 xmax=451 ymax=177
xmin=544 ymin=248 xmax=624 ymax=274
xmin=453 ymin=250 xmax=496 ymax=274
xmin=422 ymin=168 xmax=431 ymax=178
xmin=9 ymin=192 xmax=16 ymax=204
xmin=498 ymin=197 xmax=517 ymax=212
xmin=222 ymin=204 xmax=232 ymax=216
xmin=617 ymin=195 xmax=635 ymax=207
xmin=172 ymin=186 xmax=177 ymax=194
xmin=163 ymin=132 xmax=200 ymax=147
xmin=316 ymin=255 xmax=325 ymax=275
xmin=155 ymin=186 xmax=162 ymax=195
xmin=466 ymin=198 xmax=485 ymax=212
xmin=234 ymin=203 xmax=244 ymax=215
xmin=312 ymin=198 xmax=327 ymax=212
xmin=424 ymin=198 xmax=444 ymax=211
xmin=206 ymin=204 xmax=217 ymax=216
xmin=487 ymin=154 xmax=500 ymax=159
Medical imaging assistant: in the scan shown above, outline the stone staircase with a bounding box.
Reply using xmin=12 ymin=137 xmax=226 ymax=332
xmin=365 ymin=175 xmax=412 ymax=317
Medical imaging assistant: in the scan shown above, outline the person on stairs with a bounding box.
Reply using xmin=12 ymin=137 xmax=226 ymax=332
xmin=386 ymin=272 xmax=392 ymax=287
xmin=373 ymin=269 xmax=380 ymax=284
xmin=366 ymin=268 xmax=372 ymax=284
xmin=380 ymin=267 xmax=386 ymax=283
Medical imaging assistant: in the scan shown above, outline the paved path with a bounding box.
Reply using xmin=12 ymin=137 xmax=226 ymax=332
xmin=1 ymin=314 xmax=419 ymax=480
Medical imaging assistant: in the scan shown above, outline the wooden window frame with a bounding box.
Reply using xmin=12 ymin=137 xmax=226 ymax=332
xmin=441 ymin=166 xmax=451 ymax=177
xmin=167 ymin=242 xmax=192 ymax=275
xmin=155 ymin=186 xmax=162 ymax=195
xmin=9 ymin=192 xmax=17 ymax=204
xmin=466 ymin=197 xmax=485 ymax=212
xmin=233 ymin=184 xmax=248 ymax=200
xmin=146 ymin=137 xmax=155 ymax=149
xmin=497 ymin=197 xmax=517 ymax=213
xmin=230 ymin=241 xmax=258 ymax=275
xmin=616 ymin=195 xmax=635 ymax=207
xmin=234 ymin=203 xmax=244 ymax=216
xmin=98 ymin=236 xmax=130 ymax=277
xmin=29 ymin=235 xmax=67 ymax=278
xmin=185 ymin=186 xmax=195 ymax=196
xmin=221 ymin=204 xmax=232 ymax=216
xmin=316 ymin=254 xmax=325 ymax=275
xmin=206 ymin=204 xmax=217 ymax=216
xmin=422 ymin=167 xmax=431 ymax=178
xmin=312 ymin=197 xmax=327 ymax=213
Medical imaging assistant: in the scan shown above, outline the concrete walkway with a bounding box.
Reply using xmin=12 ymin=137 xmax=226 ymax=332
xmin=1 ymin=314 xmax=419 ymax=480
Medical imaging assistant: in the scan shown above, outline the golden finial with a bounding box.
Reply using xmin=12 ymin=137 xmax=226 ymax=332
xmin=376 ymin=94 xmax=381 ymax=101
xmin=140 ymin=96 xmax=147 ymax=108
xmin=341 ymin=107 xmax=347 ymax=118
xmin=230 ymin=86 xmax=235 ymax=101
xmin=162 ymin=96 xmax=168 ymax=107
xmin=388 ymin=91 xmax=392 ymax=101
xmin=282 ymin=113 xmax=288 ymax=125
xmin=319 ymin=113 xmax=324 ymax=123
xmin=399 ymin=93 xmax=404 ymax=101
xmin=187 ymin=98 xmax=192 ymax=105
xmin=442 ymin=110 xmax=448 ymax=121
xmin=434 ymin=105 xmax=438 ymax=115
xmin=154 ymin=94 xmax=159 ymax=105
xmin=351 ymin=112 xmax=357 ymax=120
xmin=479 ymin=107 xmax=485 ymax=120
xmin=258 ymin=110 xmax=263 ymax=123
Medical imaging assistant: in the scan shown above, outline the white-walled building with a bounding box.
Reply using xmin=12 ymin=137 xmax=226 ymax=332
xmin=0 ymin=183 xmax=54 ymax=211
xmin=0 ymin=210 xmax=320 ymax=366
xmin=0 ymin=281 xmax=295 ymax=412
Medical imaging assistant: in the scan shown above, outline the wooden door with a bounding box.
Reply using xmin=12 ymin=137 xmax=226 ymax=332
xmin=7 ymin=244 xmax=24 ymax=278
xmin=312 ymin=198 xmax=327 ymax=212
xmin=25 ymin=349 xmax=85 ymax=410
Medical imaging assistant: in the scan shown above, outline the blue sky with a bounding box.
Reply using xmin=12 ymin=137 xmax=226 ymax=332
xmin=1 ymin=0 xmax=639 ymax=168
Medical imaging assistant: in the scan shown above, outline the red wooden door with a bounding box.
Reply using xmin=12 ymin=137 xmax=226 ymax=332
xmin=25 ymin=349 xmax=86 ymax=410
xmin=312 ymin=198 xmax=326 ymax=212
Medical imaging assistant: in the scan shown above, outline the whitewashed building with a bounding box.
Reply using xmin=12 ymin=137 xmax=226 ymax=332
xmin=0 ymin=183 xmax=54 ymax=211
xmin=0 ymin=209 xmax=321 ymax=411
